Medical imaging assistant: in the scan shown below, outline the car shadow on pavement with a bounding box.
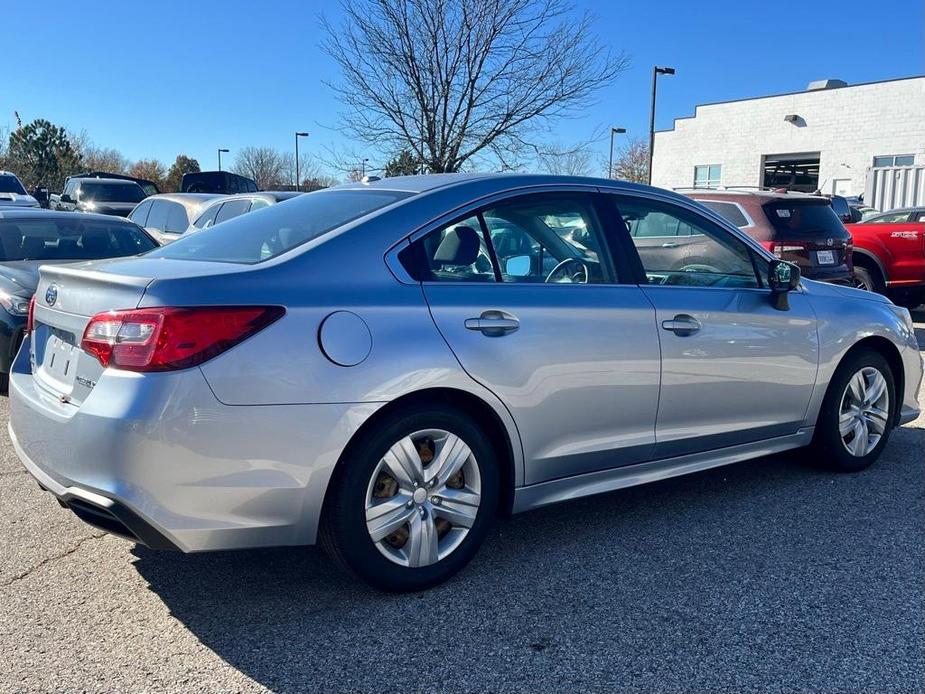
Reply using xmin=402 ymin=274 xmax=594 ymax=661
xmin=131 ymin=424 xmax=925 ymax=694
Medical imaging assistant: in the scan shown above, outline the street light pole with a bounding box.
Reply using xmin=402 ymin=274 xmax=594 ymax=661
xmin=648 ymin=66 xmax=675 ymax=185
xmin=361 ymin=158 xmax=369 ymax=178
xmin=608 ymin=127 xmax=626 ymax=179
xmin=217 ymin=148 xmax=229 ymax=172
xmin=294 ymin=132 xmax=309 ymax=191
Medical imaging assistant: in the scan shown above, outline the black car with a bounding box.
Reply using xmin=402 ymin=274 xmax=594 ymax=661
xmin=52 ymin=177 xmax=149 ymax=216
xmin=0 ymin=209 xmax=158 ymax=388
xmin=65 ymin=171 xmax=161 ymax=197
xmin=181 ymin=171 xmax=258 ymax=194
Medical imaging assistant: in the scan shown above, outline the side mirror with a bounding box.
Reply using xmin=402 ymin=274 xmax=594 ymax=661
xmin=768 ymin=259 xmax=801 ymax=310
xmin=504 ymin=255 xmax=531 ymax=277
xmin=59 ymin=194 xmax=73 ymax=204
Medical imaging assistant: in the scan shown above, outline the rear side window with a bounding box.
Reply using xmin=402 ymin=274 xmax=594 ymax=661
xmin=697 ymin=200 xmax=750 ymax=228
xmin=764 ymin=201 xmax=847 ymax=237
xmin=150 ymin=189 xmax=412 ymax=264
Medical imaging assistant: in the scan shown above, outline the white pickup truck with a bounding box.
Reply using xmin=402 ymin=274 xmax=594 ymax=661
xmin=0 ymin=171 xmax=40 ymax=208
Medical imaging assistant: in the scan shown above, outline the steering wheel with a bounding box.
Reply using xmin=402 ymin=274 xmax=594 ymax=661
xmin=545 ymin=258 xmax=589 ymax=284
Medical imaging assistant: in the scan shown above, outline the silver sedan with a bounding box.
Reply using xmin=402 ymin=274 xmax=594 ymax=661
xmin=9 ymin=174 xmax=922 ymax=591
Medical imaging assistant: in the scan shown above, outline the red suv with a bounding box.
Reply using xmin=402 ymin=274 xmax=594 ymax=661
xmin=845 ymin=207 xmax=925 ymax=309
xmin=682 ymin=190 xmax=853 ymax=284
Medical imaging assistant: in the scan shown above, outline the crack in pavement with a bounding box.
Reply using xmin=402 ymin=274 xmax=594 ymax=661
xmin=1 ymin=532 xmax=106 ymax=588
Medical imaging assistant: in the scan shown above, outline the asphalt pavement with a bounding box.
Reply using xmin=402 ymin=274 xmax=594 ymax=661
xmin=1 ymin=310 xmax=923 ymax=693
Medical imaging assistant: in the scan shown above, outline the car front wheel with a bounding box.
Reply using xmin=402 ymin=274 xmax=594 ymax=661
xmin=809 ymin=349 xmax=895 ymax=472
xmin=320 ymin=404 xmax=499 ymax=591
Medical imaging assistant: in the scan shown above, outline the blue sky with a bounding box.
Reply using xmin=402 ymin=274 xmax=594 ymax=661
xmin=2 ymin=0 xmax=921 ymax=177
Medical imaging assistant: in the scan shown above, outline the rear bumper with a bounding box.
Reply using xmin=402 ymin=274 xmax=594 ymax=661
xmin=9 ymin=337 xmax=384 ymax=551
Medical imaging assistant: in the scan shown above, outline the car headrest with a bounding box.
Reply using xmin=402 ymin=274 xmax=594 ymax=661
xmin=434 ymin=225 xmax=480 ymax=266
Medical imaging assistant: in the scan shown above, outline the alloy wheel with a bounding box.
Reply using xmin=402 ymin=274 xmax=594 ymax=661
xmin=839 ymin=367 xmax=890 ymax=457
xmin=365 ymin=429 xmax=482 ymax=567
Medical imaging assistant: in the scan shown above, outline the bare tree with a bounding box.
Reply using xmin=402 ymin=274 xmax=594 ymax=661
xmin=321 ymin=0 xmax=629 ymax=173
xmin=233 ymin=147 xmax=287 ymax=189
xmin=536 ymin=143 xmax=593 ymax=176
xmin=611 ymin=137 xmax=649 ymax=183
xmin=128 ymin=159 xmax=167 ymax=189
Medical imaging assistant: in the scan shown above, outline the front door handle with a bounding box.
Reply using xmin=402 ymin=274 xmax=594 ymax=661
xmin=661 ymin=314 xmax=701 ymax=336
xmin=661 ymin=241 xmax=679 ymax=248
xmin=465 ymin=310 xmax=519 ymax=337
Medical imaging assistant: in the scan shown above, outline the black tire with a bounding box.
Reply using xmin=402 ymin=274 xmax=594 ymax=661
xmin=852 ymin=265 xmax=885 ymax=294
xmin=319 ymin=403 xmax=499 ymax=592
xmin=808 ymin=348 xmax=895 ymax=472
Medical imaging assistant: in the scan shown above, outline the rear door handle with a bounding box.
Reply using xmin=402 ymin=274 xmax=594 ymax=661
xmin=465 ymin=310 xmax=519 ymax=337
xmin=661 ymin=314 xmax=701 ymax=336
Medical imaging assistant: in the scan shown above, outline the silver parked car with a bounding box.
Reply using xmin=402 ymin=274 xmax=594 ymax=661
xmin=127 ymin=193 xmax=225 ymax=244
xmin=9 ymin=174 xmax=922 ymax=591
xmin=187 ymin=191 xmax=304 ymax=233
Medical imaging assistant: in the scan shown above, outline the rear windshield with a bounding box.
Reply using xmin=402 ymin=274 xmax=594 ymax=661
xmin=80 ymin=182 xmax=147 ymax=203
xmin=0 ymin=175 xmax=27 ymax=195
xmin=0 ymin=218 xmax=157 ymax=261
xmin=149 ymin=189 xmax=413 ymax=264
xmin=763 ymin=201 xmax=847 ymax=236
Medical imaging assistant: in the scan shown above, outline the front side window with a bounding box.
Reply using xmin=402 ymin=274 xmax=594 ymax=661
xmin=410 ymin=193 xmax=615 ymax=284
xmin=150 ymin=189 xmax=412 ymax=264
xmin=616 ymin=196 xmax=760 ymax=289
xmin=693 ymin=165 xmax=721 ymax=188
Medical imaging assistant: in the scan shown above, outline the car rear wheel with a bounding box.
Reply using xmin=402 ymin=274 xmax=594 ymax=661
xmin=320 ymin=404 xmax=499 ymax=592
xmin=808 ymin=349 xmax=895 ymax=472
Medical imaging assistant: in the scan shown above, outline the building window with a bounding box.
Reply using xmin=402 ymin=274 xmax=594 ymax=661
xmin=873 ymin=154 xmax=915 ymax=168
xmin=693 ymin=165 xmax=721 ymax=188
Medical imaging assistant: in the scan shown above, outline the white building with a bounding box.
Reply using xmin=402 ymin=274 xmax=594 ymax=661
xmin=651 ymin=75 xmax=924 ymax=207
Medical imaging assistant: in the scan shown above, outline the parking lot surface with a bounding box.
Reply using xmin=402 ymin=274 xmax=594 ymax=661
xmin=1 ymin=311 xmax=923 ymax=694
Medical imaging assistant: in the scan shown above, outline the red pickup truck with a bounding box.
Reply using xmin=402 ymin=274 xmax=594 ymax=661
xmin=846 ymin=207 xmax=925 ymax=309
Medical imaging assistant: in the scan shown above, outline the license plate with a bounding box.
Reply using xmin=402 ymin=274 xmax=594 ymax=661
xmin=40 ymin=333 xmax=78 ymax=389
xmin=816 ymin=250 xmax=835 ymax=265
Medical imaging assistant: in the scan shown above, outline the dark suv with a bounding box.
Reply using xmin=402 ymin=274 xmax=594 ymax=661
xmin=682 ymin=190 xmax=853 ymax=284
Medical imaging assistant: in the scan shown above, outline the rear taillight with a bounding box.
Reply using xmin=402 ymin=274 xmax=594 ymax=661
xmin=81 ymin=306 xmax=284 ymax=372
xmin=26 ymin=296 xmax=36 ymax=333
xmin=763 ymin=241 xmax=805 ymax=258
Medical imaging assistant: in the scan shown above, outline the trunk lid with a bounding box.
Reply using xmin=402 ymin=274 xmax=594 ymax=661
xmin=31 ymin=264 xmax=153 ymax=405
